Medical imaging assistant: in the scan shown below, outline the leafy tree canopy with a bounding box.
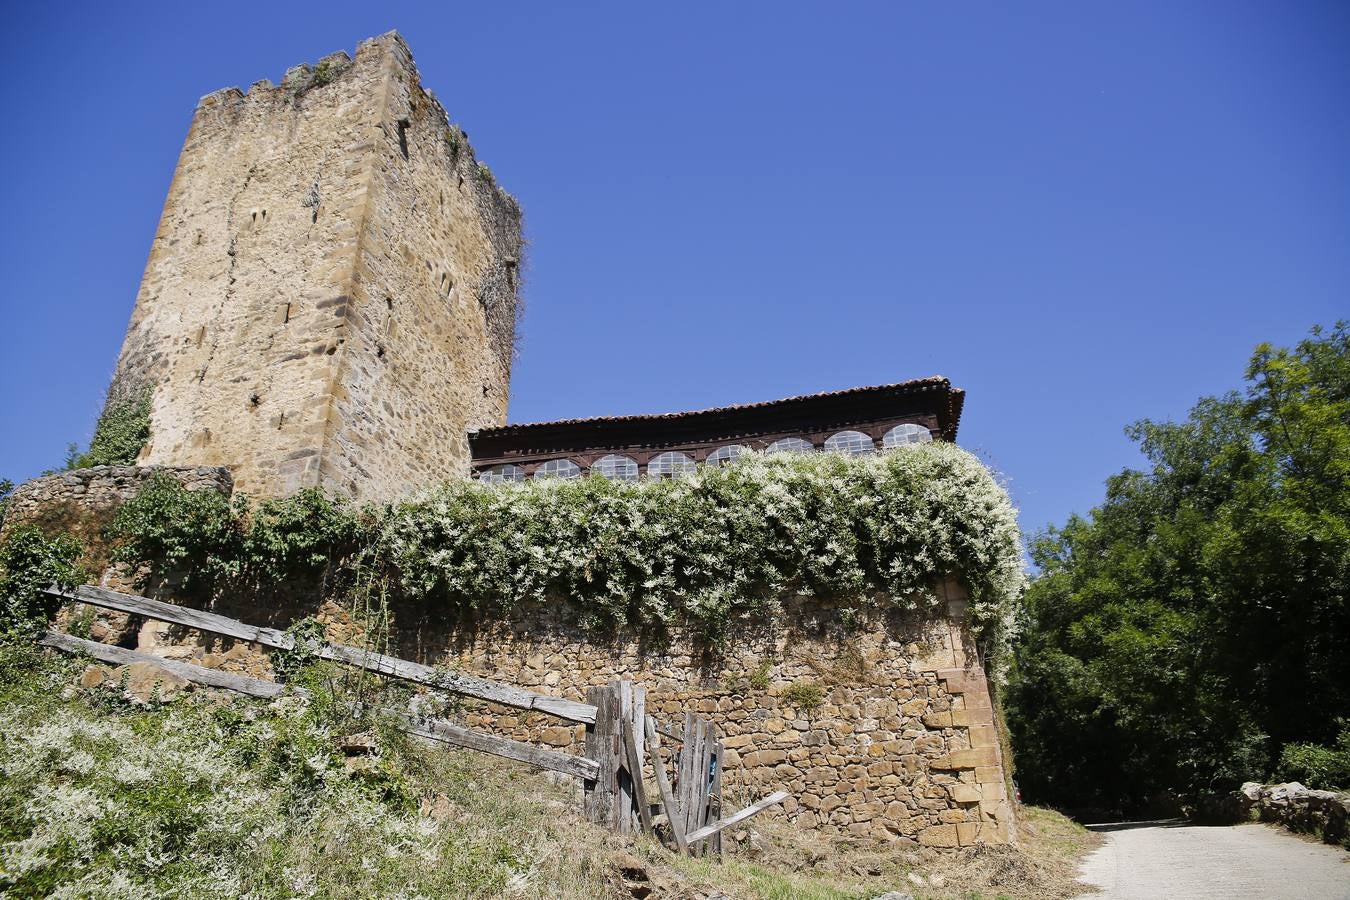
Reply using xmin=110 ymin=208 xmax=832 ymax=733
xmin=1007 ymin=323 xmax=1350 ymax=813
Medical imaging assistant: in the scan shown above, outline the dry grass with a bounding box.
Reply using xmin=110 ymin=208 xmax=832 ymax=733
xmin=480 ymin=768 xmax=1102 ymax=900
xmin=0 ymin=642 xmax=1100 ymax=899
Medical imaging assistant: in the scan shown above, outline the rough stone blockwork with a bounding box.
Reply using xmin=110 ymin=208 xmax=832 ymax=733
xmin=1224 ymin=782 xmax=1350 ymax=846
xmin=401 ymin=582 xmax=1015 ymax=847
xmin=106 ymin=32 xmax=522 ymax=502
xmin=4 ymin=469 xmax=1016 ymax=846
xmin=0 ymin=466 xmax=232 ymax=545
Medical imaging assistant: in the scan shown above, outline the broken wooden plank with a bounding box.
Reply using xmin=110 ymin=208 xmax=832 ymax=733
xmin=42 ymin=631 xmax=599 ymax=781
xmin=710 ymin=732 xmax=724 ymax=857
xmin=39 ymin=630 xmax=289 ymax=698
xmin=622 ymin=716 xmax=654 ymax=834
xmin=645 ymin=715 xmax=689 ymax=853
xmin=49 ymin=584 xmax=294 ymax=649
xmin=688 ymin=717 xmax=710 ymax=837
xmin=47 ymin=585 xmax=598 ymax=725
xmin=317 ymin=643 xmax=597 ymax=724
xmin=685 ymin=791 xmax=790 ymax=846
xmin=583 ymin=684 xmax=620 ymax=828
xmin=676 ymin=712 xmax=695 ymax=833
xmin=617 ymin=680 xmax=635 ymax=834
xmin=402 ymin=716 xmax=599 ymax=781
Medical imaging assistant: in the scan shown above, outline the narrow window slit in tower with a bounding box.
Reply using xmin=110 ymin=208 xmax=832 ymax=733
xmin=385 ymin=297 xmax=393 ymax=311
xmin=277 ymin=412 xmax=285 ymax=429
xmin=283 ymin=302 xmax=291 ymax=324
xmin=397 ymin=120 xmax=410 ymax=160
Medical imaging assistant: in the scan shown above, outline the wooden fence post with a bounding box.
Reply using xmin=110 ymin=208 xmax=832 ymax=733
xmin=583 ymin=684 xmax=620 ymax=828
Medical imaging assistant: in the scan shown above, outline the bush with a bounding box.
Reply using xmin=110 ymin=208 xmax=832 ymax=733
xmin=0 ymin=641 xmax=573 ymax=898
xmin=0 ymin=525 xmax=83 ymax=637
xmin=107 ymin=476 xmax=369 ymax=600
xmin=105 ymin=445 xmax=1025 ymax=665
xmin=1277 ymin=722 xmax=1350 ymax=790
xmin=106 ymin=472 xmax=242 ymax=591
xmin=783 ymin=679 xmax=825 ymax=710
xmin=381 ymin=445 xmax=1025 ymax=658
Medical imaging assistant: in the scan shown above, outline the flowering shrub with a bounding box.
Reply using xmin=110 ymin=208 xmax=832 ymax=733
xmin=0 ymin=643 xmax=596 ymax=898
xmin=107 ymin=444 xmax=1024 ymax=662
xmin=381 ymin=444 xmax=1025 ymax=657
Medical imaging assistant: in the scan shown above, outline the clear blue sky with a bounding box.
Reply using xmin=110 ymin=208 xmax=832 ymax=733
xmin=1 ymin=1 xmax=1345 ymax=536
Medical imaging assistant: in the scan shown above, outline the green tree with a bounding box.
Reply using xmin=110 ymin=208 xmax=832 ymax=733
xmin=0 ymin=478 xmax=13 ymax=524
xmin=1007 ymin=323 xmax=1350 ymax=813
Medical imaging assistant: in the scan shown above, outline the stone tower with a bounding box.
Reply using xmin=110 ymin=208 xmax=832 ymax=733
xmin=106 ymin=32 xmax=522 ymax=501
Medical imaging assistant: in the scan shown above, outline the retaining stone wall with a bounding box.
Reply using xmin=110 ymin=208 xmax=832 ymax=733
xmin=5 ymin=467 xmax=1015 ymax=846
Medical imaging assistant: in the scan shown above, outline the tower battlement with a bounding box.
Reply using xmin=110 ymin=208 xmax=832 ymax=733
xmin=108 ymin=31 xmax=522 ymax=501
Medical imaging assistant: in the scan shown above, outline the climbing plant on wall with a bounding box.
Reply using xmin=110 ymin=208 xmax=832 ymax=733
xmin=69 ymin=391 xmax=153 ymax=469
xmin=104 ymin=443 xmax=1026 ymax=663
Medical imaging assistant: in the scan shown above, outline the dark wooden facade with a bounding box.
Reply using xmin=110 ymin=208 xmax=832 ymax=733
xmin=468 ymin=376 xmax=965 ymax=480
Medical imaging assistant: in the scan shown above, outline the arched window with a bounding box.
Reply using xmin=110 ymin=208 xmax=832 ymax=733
xmin=593 ymin=454 xmax=639 ymax=481
xmin=648 ymin=451 xmax=696 ymax=479
xmin=764 ymin=437 xmax=814 ymax=455
xmin=706 ymin=444 xmax=751 ymax=467
xmin=535 ymin=458 xmax=581 ymax=480
xmin=882 ymin=423 xmax=933 ymax=448
xmin=823 ymin=430 xmax=874 ymax=456
xmin=478 ymin=464 xmax=525 ymax=484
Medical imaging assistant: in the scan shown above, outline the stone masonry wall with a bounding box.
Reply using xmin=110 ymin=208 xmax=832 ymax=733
xmin=387 ymin=583 xmax=1015 ymax=847
xmin=0 ymin=466 xmax=233 ymax=578
xmin=7 ymin=469 xmax=1015 ymax=847
xmin=105 ymin=32 xmax=520 ymax=502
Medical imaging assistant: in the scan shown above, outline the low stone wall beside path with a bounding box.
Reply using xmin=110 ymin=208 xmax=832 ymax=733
xmin=1231 ymin=782 xmax=1350 ymax=847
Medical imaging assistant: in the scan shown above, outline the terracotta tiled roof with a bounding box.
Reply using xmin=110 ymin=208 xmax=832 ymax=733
xmin=470 ymin=377 xmax=965 ymax=461
xmin=479 ymin=376 xmax=957 ymax=434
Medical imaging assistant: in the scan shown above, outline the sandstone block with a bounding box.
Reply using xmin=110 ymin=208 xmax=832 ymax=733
xmin=948 ymin=784 xmax=982 ymax=804
xmin=900 ymin=698 xmax=928 ymax=716
xmin=932 ymin=747 xmax=996 ymax=769
xmin=968 ymin=724 xmax=998 ymax=749
xmin=918 ymin=824 xmax=959 ymax=847
xmin=539 ymin=726 xmax=573 ymax=747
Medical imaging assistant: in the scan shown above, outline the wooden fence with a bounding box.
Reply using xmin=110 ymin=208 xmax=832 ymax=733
xmin=39 ymin=585 xmax=786 ymax=855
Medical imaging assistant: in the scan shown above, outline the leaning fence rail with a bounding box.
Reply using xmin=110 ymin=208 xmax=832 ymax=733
xmin=39 ymin=584 xmax=787 ymax=853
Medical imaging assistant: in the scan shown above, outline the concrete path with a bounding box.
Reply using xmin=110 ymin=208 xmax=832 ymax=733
xmin=1076 ymin=820 xmax=1350 ymax=899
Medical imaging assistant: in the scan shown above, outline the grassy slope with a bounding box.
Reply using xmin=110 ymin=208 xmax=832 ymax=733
xmin=0 ymin=644 xmax=1097 ymax=899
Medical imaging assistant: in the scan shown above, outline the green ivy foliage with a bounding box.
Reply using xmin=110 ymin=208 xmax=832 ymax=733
xmin=0 ymin=526 xmax=83 ymax=637
xmin=1277 ymin=721 xmax=1350 ymax=790
xmin=1006 ymin=323 xmax=1350 ymax=813
xmin=106 ymin=477 xmax=365 ymax=594
xmin=106 ymin=473 xmax=243 ymax=591
xmin=0 ymin=479 xmax=13 ymax=525
xmin=71 ymin=391 xmax=152 ymax=469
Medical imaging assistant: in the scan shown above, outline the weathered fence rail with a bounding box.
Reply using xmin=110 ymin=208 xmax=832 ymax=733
xmin=39 ymin=584 xmax=787 ymax=853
